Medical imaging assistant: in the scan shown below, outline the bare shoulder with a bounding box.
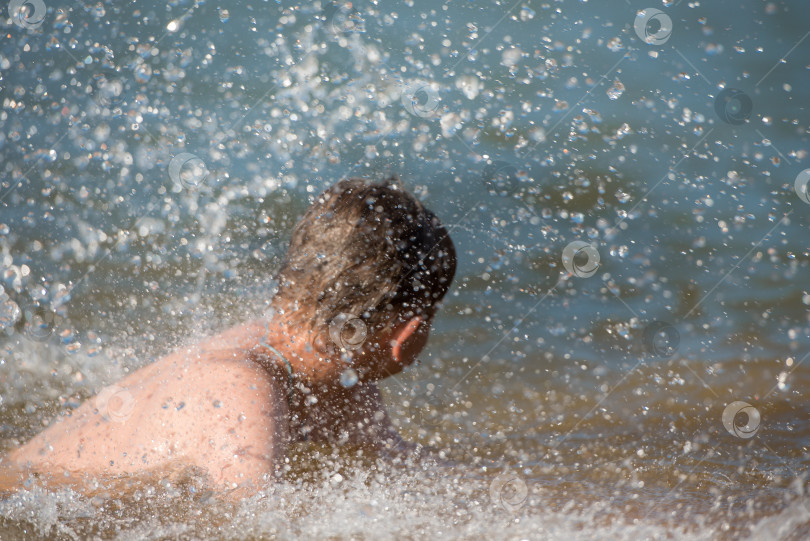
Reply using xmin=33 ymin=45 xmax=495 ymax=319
xmin=181 ymin=356 xmax=290 ymax=489
xmin=6 ymin=351 xmax=288 ymax=492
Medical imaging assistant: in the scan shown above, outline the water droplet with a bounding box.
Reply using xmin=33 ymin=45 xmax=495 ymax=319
xmin=606 ymin=37 xmax=623 ymax=52
xmin=340 ymin=368 xmax=359 ymax=388
xmin=520 ymin=6 xmax=536 ymax=21
xmin=52 ymin=286 xmax=71 ymax=308
xmin=134 ymin=64 xmax=152 ymax=83
xmin=607 ymin=79 xmax=625 ymax=100
xmin=0 ymin=299 xmax=21 ymax=330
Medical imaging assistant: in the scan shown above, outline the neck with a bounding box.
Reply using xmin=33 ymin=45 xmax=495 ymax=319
xmin=250 ymin=311 xmax=404 ymax=392
xmin=254 ymin=316 xmax=350 ymax=391
xmin=251 ymin=317 xmax=366 ymax=437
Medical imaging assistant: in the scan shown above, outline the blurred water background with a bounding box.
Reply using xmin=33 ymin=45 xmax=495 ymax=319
xmin=0 ymin=0 xmax=809 ymax=539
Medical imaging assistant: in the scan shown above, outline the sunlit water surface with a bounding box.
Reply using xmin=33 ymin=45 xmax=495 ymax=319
xmin=1 ymin=0 xmax=809 ymax=539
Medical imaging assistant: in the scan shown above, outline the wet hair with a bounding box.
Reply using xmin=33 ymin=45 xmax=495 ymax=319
xmin=272 ymin=177 xmax=456 ymax=336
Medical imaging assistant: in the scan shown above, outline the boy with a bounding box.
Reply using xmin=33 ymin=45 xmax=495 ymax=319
xmin=4 ymin=177 xmax=456 ymax=495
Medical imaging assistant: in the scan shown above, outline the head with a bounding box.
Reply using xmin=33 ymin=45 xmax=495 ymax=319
xmin=271 ymin=177 xmax=456 ymax=383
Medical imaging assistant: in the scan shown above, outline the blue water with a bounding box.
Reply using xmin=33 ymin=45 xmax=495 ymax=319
xmin=1 ymin=0 xmax=809 ymax=539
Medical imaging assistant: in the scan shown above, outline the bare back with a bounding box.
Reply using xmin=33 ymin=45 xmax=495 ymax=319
xmin=5 ymin=322 xmax=289 ymax=492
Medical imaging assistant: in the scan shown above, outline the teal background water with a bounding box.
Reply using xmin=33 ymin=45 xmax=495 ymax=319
xmin=1 ymin=0 xmax=809 ymax=539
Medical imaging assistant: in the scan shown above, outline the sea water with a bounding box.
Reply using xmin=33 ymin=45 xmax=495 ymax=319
xmin=1 ymin=0 xmax=809 ymax=539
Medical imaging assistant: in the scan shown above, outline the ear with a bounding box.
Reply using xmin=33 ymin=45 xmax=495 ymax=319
xmin=391 ymin=316 xmax=424 ymax=364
